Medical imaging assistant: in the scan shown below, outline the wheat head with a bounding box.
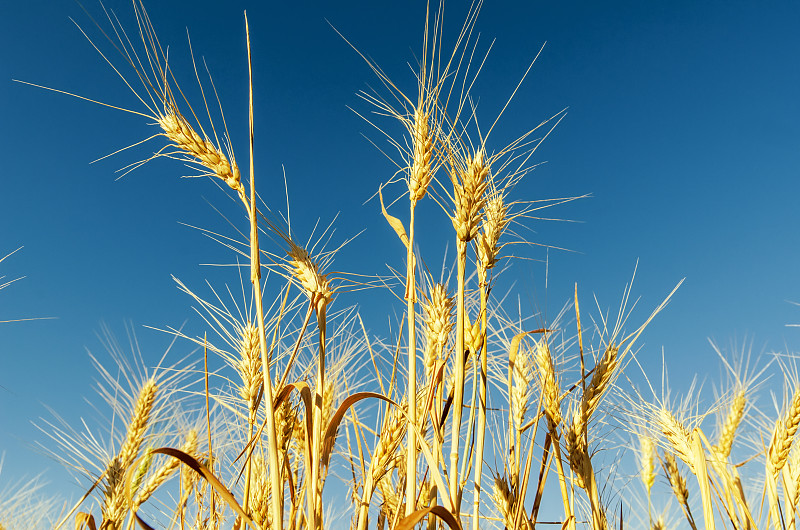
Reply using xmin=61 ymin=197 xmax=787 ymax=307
xmin=422 ymin=282 xmax=454 ymax=378
xmin=663 ymin=452 xmax=690 ymax=507
xmin=451 ymin=149 xmax=490 ymax=243
xmin=769 ymin=385 xmax=800 ymax=473
xmin=157 ymin=108 xmax=241 ymax=191
xmin=476 ymin=191 xmax=510 ymax=273
xmin=714 ymin=388 xmax=746 ymax=459
xmin=409 ymin=106 xmax=433 ymax=204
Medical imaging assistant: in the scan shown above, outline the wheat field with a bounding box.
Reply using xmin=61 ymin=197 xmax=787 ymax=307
xmin=2 ymin=1 xmax=800 ymax=529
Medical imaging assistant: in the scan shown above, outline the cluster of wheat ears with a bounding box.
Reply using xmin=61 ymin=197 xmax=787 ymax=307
xmin=4 ymin=2 xmax=800 ymax=530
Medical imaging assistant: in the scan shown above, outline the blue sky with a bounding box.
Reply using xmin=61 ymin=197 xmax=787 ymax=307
xmin=2 ymin=0 xmax=800 ymax=518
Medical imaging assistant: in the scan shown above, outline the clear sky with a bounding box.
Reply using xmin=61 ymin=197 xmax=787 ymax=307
xmin=2 ymin=0 xmax=799 ymax=521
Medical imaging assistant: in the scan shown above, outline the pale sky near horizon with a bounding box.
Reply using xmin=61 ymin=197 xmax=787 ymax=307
xmin=2 ymin=0 xmax=799 ymax=525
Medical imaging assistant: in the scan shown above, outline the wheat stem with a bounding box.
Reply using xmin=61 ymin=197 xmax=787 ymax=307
xmin=405 ymin=203 xmax=418 ymax=516
xmin=245 ymin=18 xmax=283 ymax=530
xmin=449 ymin=238 xmax=468 ymax=510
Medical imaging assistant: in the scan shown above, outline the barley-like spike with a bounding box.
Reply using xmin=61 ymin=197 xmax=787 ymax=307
xmin=249 ymin=454 xmax=272 ymax=527
xmin=465 ymin=311 xmax=484 ymax=358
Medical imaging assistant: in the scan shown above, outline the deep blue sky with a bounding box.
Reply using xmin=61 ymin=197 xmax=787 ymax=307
xmin=2 ymin=0 xmax=799 ymax=517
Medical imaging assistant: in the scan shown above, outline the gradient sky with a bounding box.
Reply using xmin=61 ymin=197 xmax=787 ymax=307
xmin=2 ymin=0 xmax=799 ymax=520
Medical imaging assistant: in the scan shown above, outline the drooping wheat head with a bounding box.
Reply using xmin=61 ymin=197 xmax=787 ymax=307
xmin=156 ymin=106 xmax=242 ymax=193
xmin=286 ymin=241 xmax=334 ymax=315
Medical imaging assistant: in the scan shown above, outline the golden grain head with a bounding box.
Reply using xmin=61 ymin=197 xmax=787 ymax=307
xmin=663 ymin=452 xmax=689 ymax=505
xmin=511 ymin=344 xmax=532 ymax=431
xmin=564 ymin=419 xmax=588 ymax=487
xmin=715 ymin=388 xmax=745 ymax=459
xmin=422 ymin=282 xmax=454 ymax=375
xmin=476 ymin=192 xmax=510 ymax=271
xmin=371 ymin=405 xmax=406 ymax=483
xmin=451 ymin=149 xmax=490 ymax=242
xmin=287 ymin=243 xmax=333 ymax=312
xmin=769 ymin=385 xmax=800 ymax=472
xmin=491 ymin=473 xmax=516 ymax=528
xmin=237 ymin=321 xmax=263 ymax=408
xmin=409 ymin=106 xmax=433 ymax=203
xmin=657 ymin=408 xmax=695 ymax=473
xmin=249 ymin=454 xmax=272 ymax=526
xmin=119 ymin=378 xmax=158 ymax=471
xmin=580 ymin=343 xmax=619 ymax=425
xmin=157 ymin=108 xmax=241 ymax=190
xmin=134 ymin=429 xmax=198 ymax=510
xmin=465 ymin=311 xmax=484 ymax=357
xmin=533 ymin=339 xmax=562 ymax=429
